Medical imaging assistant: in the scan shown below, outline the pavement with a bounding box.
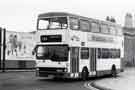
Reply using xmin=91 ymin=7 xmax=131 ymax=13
xmin=93 ymin=67 xmax=135 ymax=90
xmin=0 ymin=69 xmax=35 ymax=72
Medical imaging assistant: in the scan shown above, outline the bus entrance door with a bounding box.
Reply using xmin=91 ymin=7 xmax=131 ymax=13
xmin=70 ymin=47 xmax=79 ymax=76
xmin=89 ymin=48 xmax=96 ymax=76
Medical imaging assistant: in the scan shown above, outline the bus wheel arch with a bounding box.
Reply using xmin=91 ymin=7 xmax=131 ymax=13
xmin=111 ymin=64 xmax=117 ymax=77
xmin=81 ymin=66 xmax=89 ymax=81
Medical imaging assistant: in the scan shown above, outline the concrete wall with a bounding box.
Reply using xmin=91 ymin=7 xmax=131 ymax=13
xmin=5 ymin=60 xmax=35 ymax=69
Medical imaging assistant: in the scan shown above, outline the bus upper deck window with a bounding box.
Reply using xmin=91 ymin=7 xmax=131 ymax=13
xmin=69 ymin=17 xmax=79 ymax=30
xmin=91 ymin=22 xmax=100 ymax=33
xmin=109 ymin=26 xmax=116 ymax=35
xmin=80 ymin=20 xmax=90 ymax=32
xmin=100 ymin=24 xmax=109 ymax=34
xmin=38 ymin=17 xmax=68 ymax=30
xmin=38 ymin=19 xmax=49 ymax=30
xmin=116 ymin=27 xmax=122 ymax=36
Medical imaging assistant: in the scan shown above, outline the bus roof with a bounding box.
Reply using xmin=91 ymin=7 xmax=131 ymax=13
xmin=38 ymin=12 xmax=77 ymax=17
xmin=38 ymin=12 xmax=120 ymax=27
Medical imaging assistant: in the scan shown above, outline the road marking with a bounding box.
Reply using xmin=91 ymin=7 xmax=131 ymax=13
xmin=84 ymin=81 xmax=99 ymax=90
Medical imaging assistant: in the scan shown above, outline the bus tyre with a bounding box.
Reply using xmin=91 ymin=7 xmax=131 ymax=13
xmin=81 ymin=68 xmax=88 ymax=81
xmin=111 ymin=65 xmax=117 ymax=78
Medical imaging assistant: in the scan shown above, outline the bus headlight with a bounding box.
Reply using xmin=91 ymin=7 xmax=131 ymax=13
xmin=66 ymin=63 xmax=69 ymax=67
xmin=36 ymin=68 xmax=39 ymax=71
xmin=56 ymin=69 xmax=63 ymax=72
xmin=64 ymin=68 xmax=68 ymax=72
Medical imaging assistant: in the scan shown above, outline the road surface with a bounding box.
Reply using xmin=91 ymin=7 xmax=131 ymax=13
xmin=0 ymin=71 xmax=92 ymax=90
xmin=1 ymin=68 xmax=133 ymax=90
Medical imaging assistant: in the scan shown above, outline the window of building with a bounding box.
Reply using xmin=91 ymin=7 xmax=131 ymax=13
xmin=80 ymin=20 xmax=90 ymax=31
xmin=69 ymin=17 xmax=79 ymax=30
xmin=91 ymin=22 xmax=100 ymax=33
xmin=81 ymin=48 xmax=89 ymax=59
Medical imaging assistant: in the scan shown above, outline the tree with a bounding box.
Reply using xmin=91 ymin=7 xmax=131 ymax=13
xmin=110 ymin=17 xmax=116 ymax=23
xmin=106 ymin=16 xmax=110 ymax=21
xmin=106 ymin=16 xmax=116 ymax=23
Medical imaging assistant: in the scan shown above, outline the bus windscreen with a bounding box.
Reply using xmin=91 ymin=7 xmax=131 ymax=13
xmin=38 ymin=17 xmax=68 ymax=30
xmin=36 ymin=45 xmax=68 ymax=61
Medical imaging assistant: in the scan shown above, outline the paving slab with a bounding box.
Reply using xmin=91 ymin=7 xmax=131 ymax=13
xmin=94 ymin=68 xmax=135 ymax=90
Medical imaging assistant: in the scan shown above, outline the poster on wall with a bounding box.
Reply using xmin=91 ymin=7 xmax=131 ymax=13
xmin=5 ymin=31 xmax=36 ymax=60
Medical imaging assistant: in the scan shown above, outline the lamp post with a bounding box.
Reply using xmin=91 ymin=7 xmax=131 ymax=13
xmin=0 ymin=27 xmax=2 ymax=70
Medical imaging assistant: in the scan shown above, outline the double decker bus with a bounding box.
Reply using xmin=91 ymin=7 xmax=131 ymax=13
xmin=35 ymin=12 xmax=124 ymax=80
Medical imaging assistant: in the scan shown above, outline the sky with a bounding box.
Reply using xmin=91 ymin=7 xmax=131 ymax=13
xmin=0 ymin=0 xmax=135 ymax=32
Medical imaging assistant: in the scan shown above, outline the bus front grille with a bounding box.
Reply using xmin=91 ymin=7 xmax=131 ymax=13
xmin=39 ymin=67 xmax=65 ymax=72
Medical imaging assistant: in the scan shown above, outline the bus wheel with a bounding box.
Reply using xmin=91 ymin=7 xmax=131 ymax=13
xmin=81 ymin=68 xmax=88 ymax=81
xmin=111 ymin=65 xmax=117 ymax=78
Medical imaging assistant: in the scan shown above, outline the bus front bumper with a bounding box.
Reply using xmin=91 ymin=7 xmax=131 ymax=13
xmin=36 ymin=70 xmax=72 ymax=78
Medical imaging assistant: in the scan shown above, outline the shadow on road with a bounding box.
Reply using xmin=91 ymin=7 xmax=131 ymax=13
xmin=36 ymin=74 xmax=122 ymax=83
xmin=37 ymin=78 xmax=83 ymax=83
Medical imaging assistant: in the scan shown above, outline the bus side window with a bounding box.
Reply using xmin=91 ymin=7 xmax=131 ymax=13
xmin=80 ymin=20 xmax=90 ymax=32
xmin=69 ymin=17 xmax=79 ymax=30
xmin=98 ymin=48 xmax=121 ymax=59
xmin=81 ymin=47 xmax=89 ymax=59
xmin=109 ymin=26 xmax=116 ymax=35
xmin=101 ymin=48 xmax=109 ymax=58
xmin=98 ymin=48 xmax=101 ymax=58
xmin=118 ymin=49 xmax=121 ymax=58
xmin=111 ymin=49 xmax=120 ymax=58
xmin=100 ymin=24 xmax=109 ymax=34
xmin=91 ymin=22 xmax=100 ymax=33
xmin=116 ymin=27 xmax=122 ymax=36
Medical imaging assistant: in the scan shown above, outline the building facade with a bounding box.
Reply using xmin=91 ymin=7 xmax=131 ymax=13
xmin=123 ymin=27 xmax=135 ymax=66
xmin=124 ymin=13 xmax=133 ymax=28
xmin=123 ymin=13 xmax=135 ymax=66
